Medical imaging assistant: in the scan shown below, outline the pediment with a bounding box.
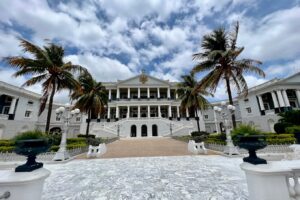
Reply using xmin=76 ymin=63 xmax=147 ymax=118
xmin=280 ymin=72 xmax=300 ymax=84
xmin=117 ymin=74 xmax=170 ymax=86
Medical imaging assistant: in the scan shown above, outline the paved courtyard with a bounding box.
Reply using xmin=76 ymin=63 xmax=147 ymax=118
xmin=43 ymin=156 xmax=248 ymax=200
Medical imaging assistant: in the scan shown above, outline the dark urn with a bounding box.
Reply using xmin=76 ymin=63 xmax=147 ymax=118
xmin=237 ymin=135 xmax=267 ymax=165
xmin=14 ymin=139 xmax=50 ymax=172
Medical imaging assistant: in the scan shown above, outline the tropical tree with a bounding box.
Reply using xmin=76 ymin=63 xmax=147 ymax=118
xmin=71 ymin=71 xmax=108 ymax=136
xmin=192 ymin=21 xmax=265 ymax=129
xmin=5 ymin=39 xmax=85 ymax=133
xmin=177 ymin=72 xmax=210 ymax=132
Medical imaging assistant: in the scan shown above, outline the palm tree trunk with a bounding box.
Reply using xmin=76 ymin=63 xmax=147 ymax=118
xmin=86 ymin=109 xmax=91 ymax=136
xmin=225 ymin=77 xmax=237 ymax=129
xmin=45 ymin=83 xmax=55 ymax=133
xmin=195 ymin=109 xmax=201 ymax=132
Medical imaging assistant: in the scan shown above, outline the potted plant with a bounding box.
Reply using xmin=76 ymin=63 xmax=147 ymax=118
xmin=13 ymin=130 xmax=51 ymax=172
xmin=232 ymin=125 xmax=267 ymax=165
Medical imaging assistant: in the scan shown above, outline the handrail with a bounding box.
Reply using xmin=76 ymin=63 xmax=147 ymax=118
xmin=0 ymin=191 xmax=10 ymax=199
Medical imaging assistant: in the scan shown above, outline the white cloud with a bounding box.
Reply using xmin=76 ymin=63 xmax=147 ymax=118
xmin=0 ymin=30 xmax=21 ymax=57
xmin=64 ymin=53 xmax=135 ymax=82
xmin=237 ymin=6 xmax=300 ymax=61
xmin=265 ymin=59 xmax=300 ymax=78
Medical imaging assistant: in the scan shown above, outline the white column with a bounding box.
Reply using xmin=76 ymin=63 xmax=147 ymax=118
xmin=158 ymin=105 xmax=161 ymax=117
xmin=296 ymin=90 xmax=300 ymax=107
xmin=9 ymin=97 xmax=17 ymax=114
xmin=186 ymin=108 xmax=189 ymax=118
xmin=167 ymin=88 xmax=171 ymax=99
xmin=258 ymin=95 xmax=265 ymax=111
xmin=116 ymin=88 xmax=120 ymax=99
xmin=138 ymin=88 xmax=140 ymax=99
xmin=276 ymin=90 xmax=285 ymax=107
xmin=168 ymin=105 xmax=172 ymax=118
xmin=108 ymin=89 xmax=111 ymax=100
xmin=138 ymin=106 xmax=140 ymax=118
xmin=175 ymin=91 xmax=178 ymax=99
xmin=148 ymin=106 xmax=150 ymax=118
xmin=127 ymin=88 xmax=130 ymax=99
xmin=147 ymin=88 xmax=150 ymax=99
xmin=271 ymin=91 xmax=279 ymax=108
xmin=127 ymin=106 xmax=130 ymax=118
xmin=176 ymin=106 xmax=180 ymax=118
xmin=282 ymin=90 xmax=290 ymax=107
xmin=157 ymin=88 xmax=160 ymax=99
xmin=116 ymin=106 xmax=119 ymax=118
xmin=107 ymin=106 xmax=111 ymax=119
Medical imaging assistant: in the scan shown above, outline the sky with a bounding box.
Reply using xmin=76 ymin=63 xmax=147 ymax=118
xmin=0 ymin=0 xmax=300 ymax=103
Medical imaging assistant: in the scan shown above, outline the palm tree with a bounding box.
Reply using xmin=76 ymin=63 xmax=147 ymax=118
xmin=71 ymin=71 xmax=108 ymax=136
xmin=177 ymin=72 xmax=210 ymax=132
xmin=5 ymin=39 xmax=86 ymax=133
xmin=192 ymin=21 xmax=265 ymax=129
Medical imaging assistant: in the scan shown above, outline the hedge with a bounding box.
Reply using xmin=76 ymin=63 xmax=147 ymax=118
xmin=0 ymin=146 xmax=14 ymax=153
xmin=0 ymin=140 xmax=14 ymax=146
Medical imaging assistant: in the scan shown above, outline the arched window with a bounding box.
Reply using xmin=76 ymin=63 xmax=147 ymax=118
xmin=152 ymin=124 xmax=158 ymax=136
xmin=131 ymin=125 xmax=137 ymax=137
xmin=141 ymin=125 xmax=147 ymax=137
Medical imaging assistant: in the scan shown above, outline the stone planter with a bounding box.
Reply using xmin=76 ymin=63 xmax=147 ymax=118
xmin=14 ymin=139 xmax=50 ymax=172
xmin=237 ymin=135 xmax=267 ymax=165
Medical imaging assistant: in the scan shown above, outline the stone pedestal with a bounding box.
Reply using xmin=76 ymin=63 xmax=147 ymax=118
xmin=0 ymin=168 xmax=50 ymax=200
xmin=240 ymin=161 xmax=300 ymax=200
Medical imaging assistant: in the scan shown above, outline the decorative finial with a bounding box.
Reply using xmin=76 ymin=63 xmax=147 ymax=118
xmin=139 ymin=68 xmax=148 ymax=84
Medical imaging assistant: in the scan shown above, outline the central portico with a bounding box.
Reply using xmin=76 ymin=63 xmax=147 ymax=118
xmin=85 ymin=72 xmax=205 ymax=138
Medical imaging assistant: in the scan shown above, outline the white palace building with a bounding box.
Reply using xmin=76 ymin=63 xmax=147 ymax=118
xmin=0 ymin=72 xmax=300 ymax=139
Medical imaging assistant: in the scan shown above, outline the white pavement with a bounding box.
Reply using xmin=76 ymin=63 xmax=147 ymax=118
xmin=42 ymin=155 xmax=248 ymax=200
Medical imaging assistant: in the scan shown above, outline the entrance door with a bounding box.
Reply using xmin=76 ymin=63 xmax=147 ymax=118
xmin=141 ymin=125 xmax=147 ymax=137
xmin=131 ymin=125 xmax=137 ymax=137
xmin=152 ymin=124 xmax=158 ymax=136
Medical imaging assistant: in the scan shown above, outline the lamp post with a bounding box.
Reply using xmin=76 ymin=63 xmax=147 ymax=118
xmin=53 ymin=103 xmax=80 ymax=161
xmin=170 ymin=122 xmax=174 ymax=136
xmin=115 ymin=123 xmax=121 ymax=138
xmin=214 ymin=101 xmax=239 ymax=156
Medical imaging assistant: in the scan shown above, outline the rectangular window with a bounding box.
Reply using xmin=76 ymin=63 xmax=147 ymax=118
xmin=246 ymin=107 xmax=252 ymax=113
xmin=76 ymin=117 xmax=81 ymax=122
xmin=25 ymin=110 xmax=32 ymax=118
xmin=27 ymin=100 xmax=34 ymax=105
xmin=204 ymin=115 xmax=208 ymax=119
xmin=244 ymin=98 xmax=249 ymax=102
xmin=56 ymin=116 xmax=61 ymax=121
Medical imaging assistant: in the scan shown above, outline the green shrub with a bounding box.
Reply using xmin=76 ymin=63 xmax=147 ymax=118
xmin=266 ymin=138 xmax=296 ymax=145
xmin=67 ymin=138 xmax=87 ymax=144
xmin=13 ymin=130 xmax=49 ymax=143
xmin=278 ymin=110 xmax=300 ymax=125
xmin=274 ymin=122 xmax=292 ymax=134
xmin=286 ymin=126 xmax=300 ymax=134
xmin=231 ymin=124 xmax=261 ymax=137
xmin=0 ymin=140 xmax=14 ymax=146
xmin=49 ymin=145 xmax=59 ymax=152
xmin=190 ymin=131 xmax=209 ymax=142
xmin=0 ymin=146 xmax=14 ymax=152
xmin=48 ymin=134 xmax=61 ymax=146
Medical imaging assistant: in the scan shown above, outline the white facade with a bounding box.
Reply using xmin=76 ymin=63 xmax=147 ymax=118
xmin=86 ymin=73 xmax=205 ymax=138
xmin=0 ymin=81 xmax=81 ymax=139
xmin=1 ymin=72 xmax=300 ymax=139
xmin=237 ymin=72 xmax=300 ymax=132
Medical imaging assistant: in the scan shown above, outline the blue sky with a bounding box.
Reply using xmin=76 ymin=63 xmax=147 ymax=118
xmin=0 ymin=0 xmax=300 ymax=103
